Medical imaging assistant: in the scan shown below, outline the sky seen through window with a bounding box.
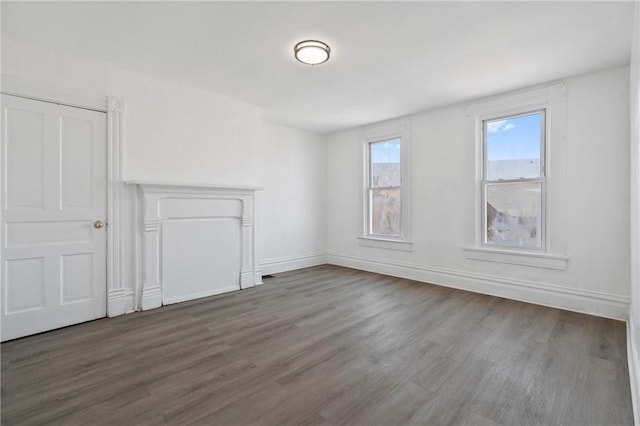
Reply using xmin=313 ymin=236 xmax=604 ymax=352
xmin=371 ymin=138 xmax=401 ymax=163
xmin=486 ymin=112 xmax=542 ymax=162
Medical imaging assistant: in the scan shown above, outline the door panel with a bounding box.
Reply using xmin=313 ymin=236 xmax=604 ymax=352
xmin=1 ymin=94 xmax=107 ymax=341
xmin=5 ymin=106 xmax=45 ymax=210
xmin=61 ymin=116 xmax=95 ymax=209
xmin=5 ymin=257 xmax=45 ymax=314
xmin=60 ymin=253 xmax=94 ymax=304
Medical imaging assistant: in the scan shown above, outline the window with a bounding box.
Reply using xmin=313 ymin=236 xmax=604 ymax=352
xmin=464 ymin=82 xmax=568 ymax=270
xmin=483 ymin=110 xmax=545 ymax=250
xmin=360 ymin=119 xmax=411 ymax=251
xmin=368 ymin=138 xmax=402 ymax=237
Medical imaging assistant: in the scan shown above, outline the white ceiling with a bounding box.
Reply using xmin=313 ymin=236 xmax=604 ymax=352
xmin=1 ymin=1 xmax=635 ymax=134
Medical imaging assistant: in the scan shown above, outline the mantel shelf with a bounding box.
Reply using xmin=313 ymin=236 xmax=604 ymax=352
xmin=125 ymin=180 xmax=262 ymax=191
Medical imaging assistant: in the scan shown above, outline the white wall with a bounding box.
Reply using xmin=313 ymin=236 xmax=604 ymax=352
xmin=259 ymin=122 xmax=327 ymax=274
xmin=327 ymin=66 xmax=630 ymax=319
xmin=627 ymin=2 xmax=640 ymax=423
xmin=1 ymin=38 xmax=327 ymax=310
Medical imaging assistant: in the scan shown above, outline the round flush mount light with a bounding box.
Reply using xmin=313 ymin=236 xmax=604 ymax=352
xmin=294 ymin=40 xmax=330 ymax=65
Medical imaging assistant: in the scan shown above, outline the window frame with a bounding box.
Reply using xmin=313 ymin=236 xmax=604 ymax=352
xmin=366 ymin=137 xmax=403 ymax=239
xmin=464 ymin=82 xmax=568 ymax=270
xmin=359 ymin=119 xmax=412 ymax=252
xmin=481 ymin=109 xmax=547 ymax=251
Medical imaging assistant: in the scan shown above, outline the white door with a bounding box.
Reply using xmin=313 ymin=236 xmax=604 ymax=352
xmin=1 ymin=94 xmax=107 ymax=341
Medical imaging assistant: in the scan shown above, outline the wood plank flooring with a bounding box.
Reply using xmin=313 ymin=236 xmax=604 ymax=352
xmin=1 ymin=265 xmax=634 ymax=425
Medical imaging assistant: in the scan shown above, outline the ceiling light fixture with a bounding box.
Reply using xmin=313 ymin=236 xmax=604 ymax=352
xmin=294 ymin=40 xmax=330 ymax=65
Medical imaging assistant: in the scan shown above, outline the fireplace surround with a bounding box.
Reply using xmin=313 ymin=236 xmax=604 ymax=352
xmin=128 ymin=181 xmax=262 ymax=310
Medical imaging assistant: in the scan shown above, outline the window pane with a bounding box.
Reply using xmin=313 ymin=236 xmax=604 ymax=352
xmin=370 ymin=188 xmax=400 ymax=237
xmin=370 ymin=138 xmax=401 ymax=188
xmin=486 ymin=181 xmax=542 ymax=249
xmin=485 ymin=111 xmax=543 ymax=181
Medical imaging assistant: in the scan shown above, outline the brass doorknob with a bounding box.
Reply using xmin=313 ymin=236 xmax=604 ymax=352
xmin=93 ymin=220 xmax=104 ymax=229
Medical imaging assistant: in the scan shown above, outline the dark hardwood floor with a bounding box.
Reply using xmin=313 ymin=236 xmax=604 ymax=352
xmin=1 ymin=265 xmax=634 ymax=425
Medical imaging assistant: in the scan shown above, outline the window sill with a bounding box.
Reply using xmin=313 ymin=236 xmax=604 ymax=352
xmin=464 ymin=247 xmax=568 ymax=270
xmin=358 ymin=237 xmax=413 ymax=252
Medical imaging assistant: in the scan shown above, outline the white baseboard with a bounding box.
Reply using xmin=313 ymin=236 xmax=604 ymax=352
xmin=107 ymin=288 xmax=136 ymax=317
xmin=628 ymin=321 xmax=640 ymax=425
xmin=141 ymin=285 xmax=162 ymax=311
xmin=163 ymin=285 xmax=240 ymax=305
xmin=260 ymin=252 xmax=328 ymax=275
xmin=327 ymin=253 xmax=629 ymax=320
xmin=124 ymin=289 xmax=136 ymax=313
xmin=107 ymin=289 xmax=126 ymax=317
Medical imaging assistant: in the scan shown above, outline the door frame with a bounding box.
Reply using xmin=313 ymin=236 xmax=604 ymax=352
xmin=1 ymin=75 xmax=127 ymax=317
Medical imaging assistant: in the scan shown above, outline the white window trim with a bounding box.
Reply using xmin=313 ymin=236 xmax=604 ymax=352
xmin=464 ymin=247 xmax=568 ymax=270
xmin=464 ymin=81 xmax=568 ymax=270
xmin=357 ymin=236 xmax=413 ymax=252
xmin=360 ymin=118 xmax=412 ymax=251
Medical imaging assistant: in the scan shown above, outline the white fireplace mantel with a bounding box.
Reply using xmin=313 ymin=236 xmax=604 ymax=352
xmin=127 ymin=181 xmax=262 ymax=310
